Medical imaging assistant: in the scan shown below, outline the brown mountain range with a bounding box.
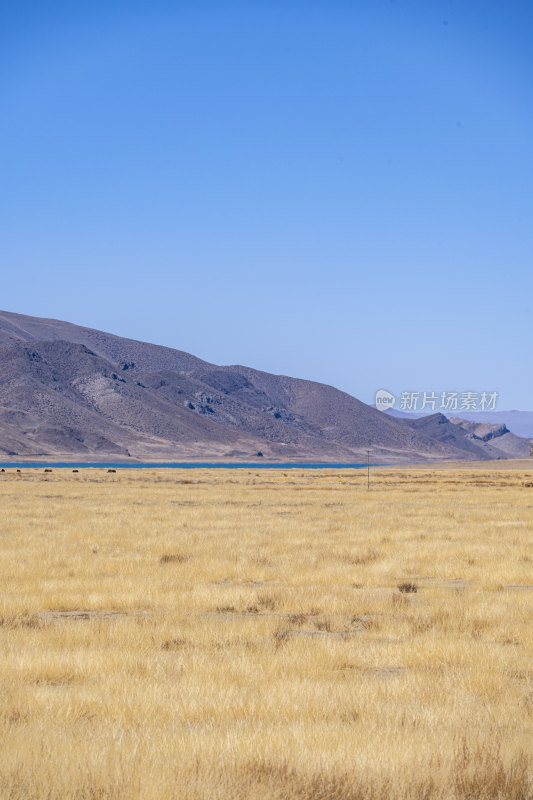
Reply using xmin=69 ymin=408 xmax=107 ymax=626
xmin=0 ymin=310 xmax=529 ymax=462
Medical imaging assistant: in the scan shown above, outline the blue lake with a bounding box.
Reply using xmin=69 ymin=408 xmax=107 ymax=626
xmin=0 ymin=461 xmax=378 ymax=470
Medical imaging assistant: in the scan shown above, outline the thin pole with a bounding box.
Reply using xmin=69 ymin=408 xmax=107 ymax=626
xmin=367 ymin=449 xmax=370 ymax=490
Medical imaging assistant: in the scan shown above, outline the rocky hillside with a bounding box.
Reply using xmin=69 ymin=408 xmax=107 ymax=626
xmin=449 ymin=418 xmax=532 ymax=459
xmin=0 ymin=310 xmax=530 ymax=462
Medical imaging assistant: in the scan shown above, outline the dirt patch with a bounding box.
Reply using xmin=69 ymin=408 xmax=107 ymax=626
xmin=333 ymin=664 xmax=406 ymax=679
xmin=504 ymin=585 xmax=533 ymax=591
xmin=278 ymin=629 xmax=356 ymax=640
xmin=38 ymin=610 xmax=148 ymax=621
xmin=417 ymin=577 xmax=468 ymax=591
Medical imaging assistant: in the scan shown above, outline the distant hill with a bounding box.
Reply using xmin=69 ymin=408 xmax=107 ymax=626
xmin=448 ymin=410 xmax=533 ymax=439
xmin=0 ymin=310 xmax=531 ymax=462
xmin=448 ymin=418 xmax=531 ymax=459
xmin=386 ymin=407 xmax=533 ymax=439
xmin=391 ymin=412 xmax=531 ymax=459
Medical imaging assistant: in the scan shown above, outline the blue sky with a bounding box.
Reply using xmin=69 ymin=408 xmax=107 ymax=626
xmin=1 ymin=1 xmax=532 ymax=409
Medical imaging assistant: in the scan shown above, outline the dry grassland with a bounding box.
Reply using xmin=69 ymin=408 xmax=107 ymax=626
xmin=0 ymin=464 xmax=532 ymax=799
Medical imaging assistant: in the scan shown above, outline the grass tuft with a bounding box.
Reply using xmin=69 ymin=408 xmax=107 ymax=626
xmin=159 ymin=553 xmax=190 ymax=564
xmin=397 ymin=582 xmax=418 ymax=593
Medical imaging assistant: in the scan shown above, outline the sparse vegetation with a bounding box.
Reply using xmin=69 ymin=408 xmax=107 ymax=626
xmin=0 ymin=465 xmax=532 ymax=799
xmin=159 ymin=552 xmax=190 ymax=564
xmin=397 ymin=581 xmax=418 ymax=593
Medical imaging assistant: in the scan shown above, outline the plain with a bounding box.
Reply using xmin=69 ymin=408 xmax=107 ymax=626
xmin=1 ymin=464 xmax=532 ymax=799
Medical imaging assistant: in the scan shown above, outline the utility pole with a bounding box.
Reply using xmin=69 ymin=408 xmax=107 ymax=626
xmin=366 ymin=449 xmax=371 ymax=490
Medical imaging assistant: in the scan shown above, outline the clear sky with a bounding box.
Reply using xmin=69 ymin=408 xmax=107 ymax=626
xmin=2 ymin=1 xmax=532 ymax=409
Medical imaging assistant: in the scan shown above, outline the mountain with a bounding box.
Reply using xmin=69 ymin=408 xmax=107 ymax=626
xmin=447 ymin=410 xmax=533 ymax=439
xmin=386 ymin=407 xmax=533 ymax=439
xmin=0 ymin=310 xmax=531 ymax=462
xmin=389 ymin=412 xmax=532 ymax=459
xmin=448 ymin=418 xmax=532 ymax=459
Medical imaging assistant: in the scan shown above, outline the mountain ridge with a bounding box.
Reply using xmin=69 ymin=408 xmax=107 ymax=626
xmin=386 ymin=406 xmax=533 ymax=439
xmin=0 ymin=310 xmax=530 ymax=462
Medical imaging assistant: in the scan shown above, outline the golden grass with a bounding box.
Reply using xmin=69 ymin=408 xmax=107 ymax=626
xmin=0 ymin=464 xmax=532 ymax=799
